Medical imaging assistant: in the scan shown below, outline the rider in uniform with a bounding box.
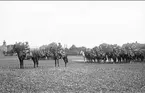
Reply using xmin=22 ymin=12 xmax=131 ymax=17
xmin=57 ymin=43 xmax=65 ymax=56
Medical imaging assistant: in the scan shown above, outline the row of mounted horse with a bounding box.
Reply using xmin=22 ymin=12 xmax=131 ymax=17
xmin=12 ymin=44 xmax=69 ymax=69
xmin=80 ymin=48 xmax=145 ymax=63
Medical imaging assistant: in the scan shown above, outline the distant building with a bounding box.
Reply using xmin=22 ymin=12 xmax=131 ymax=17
xmin=0 ymin=40 xmax=7 ymax=56
xmin=0 ymin=40 xmax=7 ymax=52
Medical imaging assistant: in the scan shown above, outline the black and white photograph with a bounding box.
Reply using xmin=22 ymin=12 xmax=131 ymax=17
xmin=0 ymin=1 xmax=145 ymax=93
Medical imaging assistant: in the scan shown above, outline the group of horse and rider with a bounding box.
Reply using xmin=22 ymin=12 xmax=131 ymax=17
xmin=79 ymin=48 xmax=145 ymax=63
xmin=13 ymin=42 xmax=68 ymax=69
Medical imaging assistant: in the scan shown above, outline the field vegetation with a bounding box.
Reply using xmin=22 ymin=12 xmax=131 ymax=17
xmin=0 ymin=56 xmax=145 ymax=93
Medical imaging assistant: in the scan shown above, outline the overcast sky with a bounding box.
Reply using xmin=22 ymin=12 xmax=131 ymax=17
xmin=0 ymin=1 xmax=145 ymax=48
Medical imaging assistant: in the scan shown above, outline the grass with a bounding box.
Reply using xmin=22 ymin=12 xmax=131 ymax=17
xmin=0 ymin=56 xmax=145 ymax=93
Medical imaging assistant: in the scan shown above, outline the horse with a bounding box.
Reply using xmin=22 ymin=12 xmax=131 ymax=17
xmin=17 ymin=51 xmax=26 ymax=69
xmin=58 ymin=52 xmax=68 ymax=67
xmin=50 ymin=49 xmax=68 ymax=67
xmin=29 ymin=50 xmax=40 ymax=68
xmin=80 ymin=50 xmax=86 ymax=62
xmin=13 ymin=44 xmax=40 ymax=69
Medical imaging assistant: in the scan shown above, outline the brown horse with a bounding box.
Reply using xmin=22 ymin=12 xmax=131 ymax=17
xmin=29 ymin=50 xmax=40 ymax=68
xmin=52 ymin=51 xmax=68 ymax=67
xmin=13 ymin=43 xmax=40 ymax=69
xmin=17 ymin=51 xmax=26 ymax=69
xmin=15 ymin=50 xmax=40 ymax=69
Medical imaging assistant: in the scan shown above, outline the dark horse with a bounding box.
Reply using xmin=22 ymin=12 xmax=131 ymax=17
xmin=17 ymin=51 xmax=26 ymax=69
xmin=29 ymin=50 xmax=40 ymax=68
xmin=52 ymin=52 xmax=68 ymax=67
xmin=15 ymin=50 xmax=40 ymax=69
xmin=13 ymin=43 xmax=40 ymax=69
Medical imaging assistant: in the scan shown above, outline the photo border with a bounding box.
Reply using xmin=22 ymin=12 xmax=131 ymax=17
xmin=0 ymin=0 xmax=144 ymax=1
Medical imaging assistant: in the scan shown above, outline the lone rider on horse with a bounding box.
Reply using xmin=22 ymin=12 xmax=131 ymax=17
xmin=57 ymin=43 xmax=66 ymax=57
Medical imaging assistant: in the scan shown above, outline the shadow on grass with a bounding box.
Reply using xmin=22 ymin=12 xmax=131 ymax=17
xmin=0 ymin=65 xmax=55 ymax=70
xmin=74 ymin=61 xmax=113 ymax=64
xmin=74 ymin=61 xmax=145 ymax=64
xmin=18 ymin=65 xmax=55 ymax=70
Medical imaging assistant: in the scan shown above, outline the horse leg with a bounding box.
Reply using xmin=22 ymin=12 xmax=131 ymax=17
xmin=21 ymin=60 xmax=24 ymax=69
xmin=36 ymin=59 xmax=39 ymax=67
xmin=65 ymin=62 xmax=67 ymax=67
xmin=37 ymin=61 xmax=39 ymax=67
xmin=64 ymin=57 xmax=68 ymax=67
xmin=34 ymin=59 xmax=36 ymax=68
xmin=19 ymin=57 xmax=24 ymax=69
xmin=34 ymin=62 xmax=36 ymax=68
xmin=57 ymin=59 xmax=59 ymax=67
xmin=32 ymin=58 xmax=36 ymax=68
xmin=64 ymin=59 xmax=67 ymax=67
xmin=20 ymin=60 xmax=24 ymax=69
xmin=94 ymin=58 xmax=96 ymax=62
xmin=55 ymin=59 xmax=57 ymax=67
xmin=104 ymin=58 xmax=106 ymax=63
xmin=84 ymin=57 xmax=85 ymax=62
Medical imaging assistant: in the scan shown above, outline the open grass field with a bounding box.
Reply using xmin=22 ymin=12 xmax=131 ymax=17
xmin=0 ymin=56 xmax=145 ymax=93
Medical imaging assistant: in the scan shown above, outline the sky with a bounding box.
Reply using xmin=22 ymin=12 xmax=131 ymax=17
xmin=0 ymin=1 xmax=145 ymax=48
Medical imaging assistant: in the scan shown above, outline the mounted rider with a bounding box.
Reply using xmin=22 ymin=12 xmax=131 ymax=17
xmin=57 ymin=43 xmax=68 ymax=66
xmin=57 ymin=43 xmax=66 ymax=57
